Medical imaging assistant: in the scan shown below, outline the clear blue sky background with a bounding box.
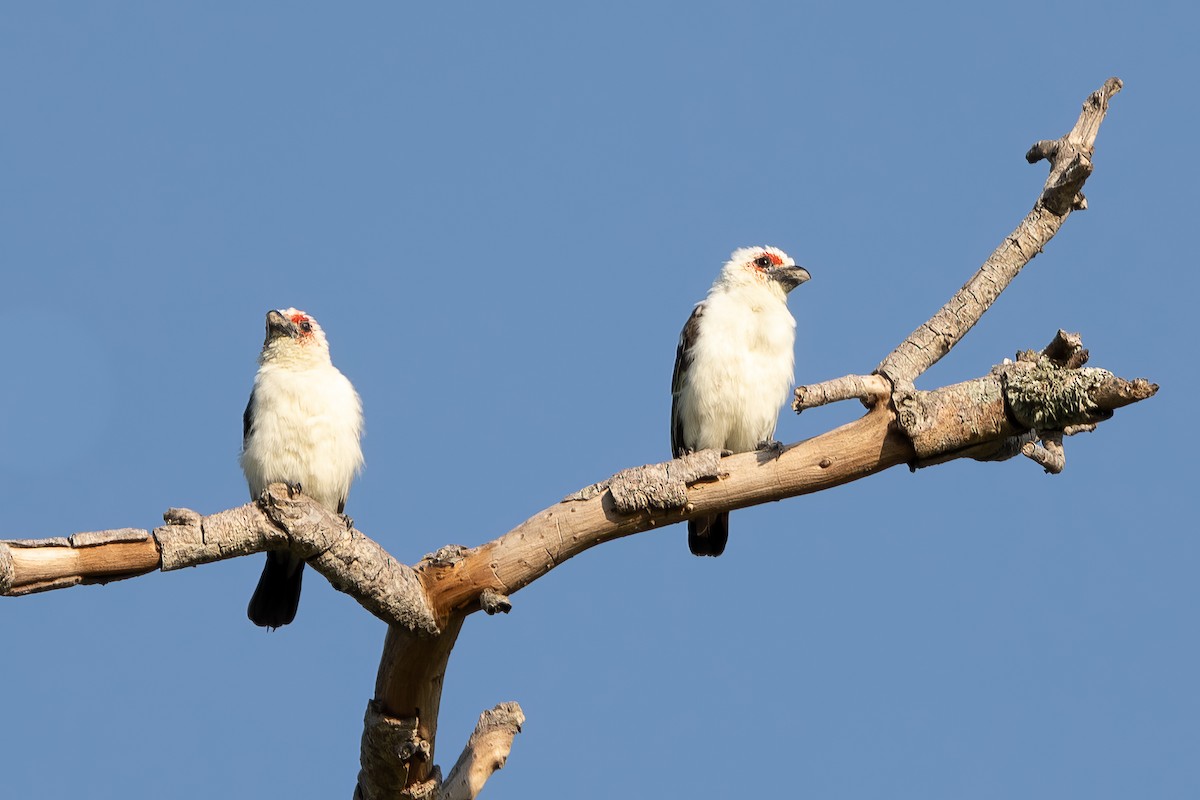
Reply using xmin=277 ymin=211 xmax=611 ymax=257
xmin=1 ymin=4 xmax=1194 ymax=799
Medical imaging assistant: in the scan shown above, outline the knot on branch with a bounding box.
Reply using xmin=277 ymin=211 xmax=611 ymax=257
xmin=479 ymin=588 xmax=512 ymax=615
xmin=357 ymin=702 xmax=434 ymax=800
xmin=163 ymin=507 xmax=202 ymax=527
xmin=607 ymin=450 xmax=723 ymax=514
xmin=422 ymin=544 xmax=470 ymax=567
xmin=1036 ymin=152 xmax=1093 ymax=215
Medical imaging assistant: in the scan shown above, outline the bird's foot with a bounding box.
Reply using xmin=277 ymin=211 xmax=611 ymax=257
xmin=286 ymin=481 xmax=303 ymax=498
xmin=755 ymin=438 xmax=785 ymax=455
xmin=341 ymin=513 xmax=354 ymax=529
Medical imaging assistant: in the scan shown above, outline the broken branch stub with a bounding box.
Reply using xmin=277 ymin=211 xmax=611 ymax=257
xmin=442 ymin=702 xmax=526 ymax=800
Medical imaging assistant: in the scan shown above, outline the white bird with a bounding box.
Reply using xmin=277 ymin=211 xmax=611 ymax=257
xmin=241 ymin=308 xmax=363 ymax=627
xmin=670 ymin=246 xmax=810 ymax=556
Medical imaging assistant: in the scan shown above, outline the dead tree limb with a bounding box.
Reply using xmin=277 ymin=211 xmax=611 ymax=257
xmin=441 ymin=703 xmax=526 ymax=800
xmin=0 ymin=78 xmax=1154 ymax=799
xmin=872 ymin=77 xmax=1123 ymax=389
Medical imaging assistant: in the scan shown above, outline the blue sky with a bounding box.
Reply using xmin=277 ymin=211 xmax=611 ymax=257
xmin=1 ymin=3 xmax=1194 ymax=798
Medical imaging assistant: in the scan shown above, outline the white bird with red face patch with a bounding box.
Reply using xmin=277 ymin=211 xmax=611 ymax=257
xmin=241 ymin=308 xmax=363 ymax=628
xmin=670 ymin=246 xmax=810 ymax=556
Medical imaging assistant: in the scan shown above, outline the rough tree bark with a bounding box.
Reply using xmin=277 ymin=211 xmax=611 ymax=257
xmin=0 ymin=78 xmax=1153 ymax=799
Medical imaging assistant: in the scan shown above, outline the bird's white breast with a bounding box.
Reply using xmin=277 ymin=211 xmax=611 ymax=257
xmin=678 ymin=283 xmax=796 ymax=453
xmin=240 ymin=362 xmax=364 ymax=513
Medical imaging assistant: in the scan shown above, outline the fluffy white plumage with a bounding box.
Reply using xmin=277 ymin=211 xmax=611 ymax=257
xmin=671 ymin=246 xmax=810 ymax=556
xmin=242 ymin=308 xmax=363 ymax=627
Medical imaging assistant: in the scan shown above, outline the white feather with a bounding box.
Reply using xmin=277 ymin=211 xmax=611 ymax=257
xmin=675 ymin=246 xmax=799 ymax=453
xmin=240 ymin=309 xmax=363 ymax=513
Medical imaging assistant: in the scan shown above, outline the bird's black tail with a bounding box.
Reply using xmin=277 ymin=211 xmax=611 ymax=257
xmin=688 ymin=513 xmax=729 ymax=557
xmin=247 ymin=552 xmax=304 ymax=628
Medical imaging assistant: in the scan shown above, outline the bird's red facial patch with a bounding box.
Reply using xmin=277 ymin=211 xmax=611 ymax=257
xmin=748 ymin=251 xmax=785 ymax=273
xmin=290 ymin=313 xmax=315 ymax=336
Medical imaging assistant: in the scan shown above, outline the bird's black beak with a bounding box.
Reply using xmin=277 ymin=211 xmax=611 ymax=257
xmin=772 ymin=265 xmax=811 ymax=293
xmin=265 ymin=310 xmax=298 ymax=343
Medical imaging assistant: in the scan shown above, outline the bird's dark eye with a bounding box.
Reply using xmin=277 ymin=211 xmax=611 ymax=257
xmin=299 ymin=320 xmax=313 ymax=333
xmin=754 ymin=256 xmax=773 ymax=269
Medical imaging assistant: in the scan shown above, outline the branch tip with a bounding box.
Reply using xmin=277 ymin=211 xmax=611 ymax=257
xmin=442 ymin=702 xmax=526 ymax=800
xmin=1021 ymin=433 xmax=1066 ymax=474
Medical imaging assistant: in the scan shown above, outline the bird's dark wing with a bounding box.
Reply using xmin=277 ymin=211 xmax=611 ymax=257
xmin=242 ymin=392 xmax=255 ymax=446
xmin=670 ymin=304 xmax=704 ymax=458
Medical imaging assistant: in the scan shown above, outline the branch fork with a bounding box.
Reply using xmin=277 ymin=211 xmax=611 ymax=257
xmin=2 ymin=79 xmax=1154 ymax=800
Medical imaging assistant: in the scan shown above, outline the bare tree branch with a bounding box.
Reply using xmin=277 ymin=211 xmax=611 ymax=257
xmin=354 ymin=702 xmax=440 ymax=800
xmin=1 ymin=78 xmax=1153 ymax=800
xmin=793 ymin=373 xmax=890 ymax=413
xmin=1 ymin=487 xmax=439 ymax=634
xmin=1 ymin=347 xmax=1154 ymax=796
xmin=875 ymin=77 xmax=1123 ymax=386
xmin=0 ymin=528 xmax=159 ymax=595
xmin=442 ymin=703 xmax=526 ymax=800
xmin=1022 ymin=432 xmax=1066 ymax=474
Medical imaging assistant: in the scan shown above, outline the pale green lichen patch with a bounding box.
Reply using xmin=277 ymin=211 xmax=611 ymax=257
xmin=1002 ymin=356 xmax=1111 ymax=430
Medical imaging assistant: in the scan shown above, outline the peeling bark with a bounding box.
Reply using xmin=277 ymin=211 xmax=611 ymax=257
xmin=1 ymin=529 xmax=159 ymax=595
